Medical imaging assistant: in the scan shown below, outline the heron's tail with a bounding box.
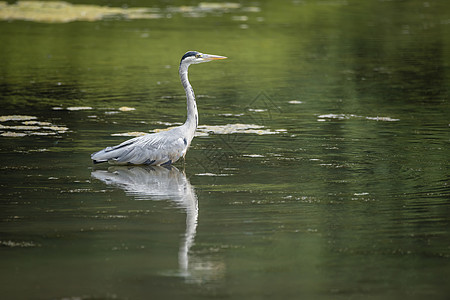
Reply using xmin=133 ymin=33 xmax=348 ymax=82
xmin=92 ymin=160 xmax=106 ymax=164
xmin=91 ymin=139 xmax=135 ymax=164
xmin=91 ymin=149 xmax=109 ymax=164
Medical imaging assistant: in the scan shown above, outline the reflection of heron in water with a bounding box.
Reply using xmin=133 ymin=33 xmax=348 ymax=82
xmin=92 ymin=166 xmax=222 ymax=281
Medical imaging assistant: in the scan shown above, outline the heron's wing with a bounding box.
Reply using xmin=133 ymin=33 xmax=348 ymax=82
xmin=91 ymin=128 xmax=186 ymax=165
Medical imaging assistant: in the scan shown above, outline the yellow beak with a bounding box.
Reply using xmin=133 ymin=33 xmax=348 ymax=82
xmin=203 ymin=54 xmax=227 ymax=60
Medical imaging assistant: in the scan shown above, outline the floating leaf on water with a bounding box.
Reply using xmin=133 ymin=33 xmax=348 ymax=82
xmin=0 ymin=115 xmax=38 ymax=122
xmin=0 ymin=124 xmax=41 ymax=130
xmin=111 ymin=132 xmax=147 ymax=137
xmin=22 ymin=121 xmax=52 ymax=126
xmin=67 ymin=106 xmax=93 ymax=111
xmin=0 ymin=115 xmax=68 ymax=138
xmin=153 ymin=126 xmax=177 ymax=133
xmin=1 ymin=132 xmax=27 ymax=137
xmin=29 ymin=131 xmax=57 ymax=136
xmin=42 ymin=125 xmax=69 ymax=131
xmin=118 ymin=106 xmax=136 ymax=112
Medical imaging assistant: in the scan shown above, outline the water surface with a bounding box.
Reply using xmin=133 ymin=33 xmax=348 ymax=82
xmin=1 ymin=1 xmax=449 ymax=299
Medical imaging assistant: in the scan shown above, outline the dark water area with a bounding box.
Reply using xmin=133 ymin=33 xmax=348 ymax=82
xmin=0 ymin=1 xmax=449 ymax=299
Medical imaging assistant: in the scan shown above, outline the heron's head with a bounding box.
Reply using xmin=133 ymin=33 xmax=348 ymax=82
xmin=180 ymin=51 xmax=227 ymax=66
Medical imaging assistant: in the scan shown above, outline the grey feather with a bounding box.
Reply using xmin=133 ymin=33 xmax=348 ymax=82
xmin=91 ymin=127 xmax=186 ymax=165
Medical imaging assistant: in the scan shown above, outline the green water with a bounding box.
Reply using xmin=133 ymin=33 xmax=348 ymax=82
xmin=1 ymin=1 xmax=449 ymax=299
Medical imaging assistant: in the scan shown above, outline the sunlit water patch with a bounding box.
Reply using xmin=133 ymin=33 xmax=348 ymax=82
xmin=0 ymin=1 xmax=257 ymax=23
xmin=0 ymin=1 xmax=163 ymax=23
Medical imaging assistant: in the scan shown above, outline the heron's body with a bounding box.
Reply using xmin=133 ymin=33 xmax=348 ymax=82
xmin=91 ymin=51 xmax=226 ymax=166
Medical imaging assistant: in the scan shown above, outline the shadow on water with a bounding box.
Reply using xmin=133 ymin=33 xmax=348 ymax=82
xmin=91 ymin=165 xmax=222 ymax=284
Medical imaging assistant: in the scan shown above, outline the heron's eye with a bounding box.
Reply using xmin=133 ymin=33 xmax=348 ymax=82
xmin=195 ymin=54 xmax=202 ymax=58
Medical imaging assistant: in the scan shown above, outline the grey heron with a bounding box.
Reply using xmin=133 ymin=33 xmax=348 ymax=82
xmin=91 ymin=51 xmax=227 ymax=166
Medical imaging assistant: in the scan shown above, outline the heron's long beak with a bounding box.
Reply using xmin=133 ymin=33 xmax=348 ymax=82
xmin=203 ymin=54 xmax=227 ymax=60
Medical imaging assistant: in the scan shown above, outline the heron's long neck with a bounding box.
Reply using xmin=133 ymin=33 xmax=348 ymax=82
xmin=179 ymin=64 xmax=198 ymax=133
